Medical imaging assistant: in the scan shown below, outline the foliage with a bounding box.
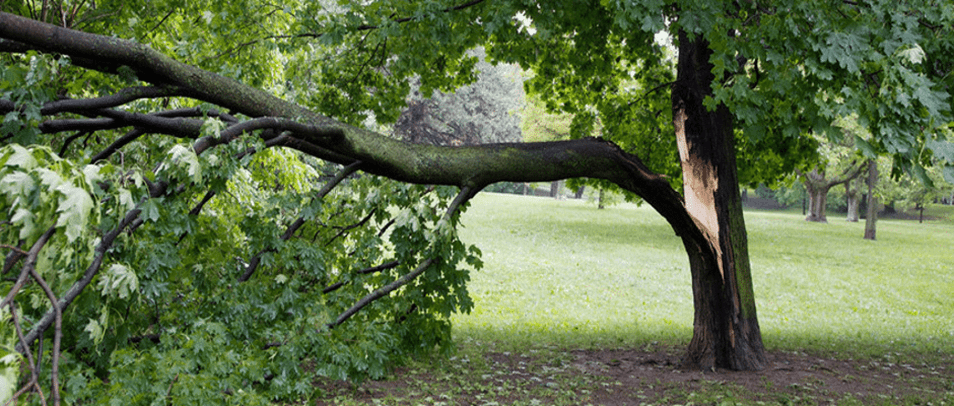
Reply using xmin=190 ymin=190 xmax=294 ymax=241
xmin=0 ymin=3 xmax=483 ymax=403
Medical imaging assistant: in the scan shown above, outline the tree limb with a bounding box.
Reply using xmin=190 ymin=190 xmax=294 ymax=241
xmin=0 ymin=11 xmax=711 ymax=271
xmin=39 ymin=86 xmax=188 ymax=115
xmin=16 ymin=205 xmax=142 ymax=352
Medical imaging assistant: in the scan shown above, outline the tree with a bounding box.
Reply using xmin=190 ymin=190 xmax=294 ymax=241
xmin=864 ymin=159 xmax=881 ymax=240
xmin=393 ymin=48 xmax=525 ymax=146
xmin=2 ymin=1 xmax=954 ymax=403
xmin=801 ymin=163 xmax=867 ymax=222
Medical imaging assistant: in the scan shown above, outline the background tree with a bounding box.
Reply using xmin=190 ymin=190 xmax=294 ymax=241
xmin=393 ymin=48 xmax=525 ymax=146
xmin=797 ymin=130 xmax=867 ymax=222
xmin=2 ymin=1 xmax=954 ymax=403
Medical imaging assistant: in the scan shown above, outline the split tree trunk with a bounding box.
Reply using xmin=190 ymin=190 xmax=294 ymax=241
xmin=672 ymin=32 xmax=766 ymax=371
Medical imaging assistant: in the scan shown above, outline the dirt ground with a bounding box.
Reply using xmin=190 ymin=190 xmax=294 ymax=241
xmin=318 ymin=346 xmax=954 ymax=405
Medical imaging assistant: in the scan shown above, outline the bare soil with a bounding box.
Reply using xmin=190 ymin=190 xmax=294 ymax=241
xmin=316 ymin=346 xmax=954 ymax=405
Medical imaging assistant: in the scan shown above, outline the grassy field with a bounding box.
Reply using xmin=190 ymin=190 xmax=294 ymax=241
xmin=319 ymin=192 xmax=954 ymax=405
xmin=453 ymin=193 xmax=954 ymax=358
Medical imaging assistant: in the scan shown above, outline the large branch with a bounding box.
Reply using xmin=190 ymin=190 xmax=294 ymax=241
xmin=0 ymin=11 xmax=711 ymax=251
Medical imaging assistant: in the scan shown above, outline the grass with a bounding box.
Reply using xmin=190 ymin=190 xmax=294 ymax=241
xmin=318 ymin=192 xmax=954 ymax=405
xmin=453 ymin=193 xmax=954 ymax=358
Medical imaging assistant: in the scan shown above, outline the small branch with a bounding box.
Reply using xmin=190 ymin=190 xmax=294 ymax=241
xmin=193 ymin=116 xmax=345 ymax=155
xmin=89 ymin=128 xmax=143 ymax=163
xmin=148 ymin=9 xmax=176 ymax=33
xmin=40 ymin=108 xmax=205 ymax=138
xmin=326 ymin=185 xmax=475 ymax=329
xmin=323 ymin=210 xmax=375 ymax=247
xmin=0 ymin=244 xmax=27 ymax=256
xmin=154 ymin=107 xmax=239 ymax=123
xmin=27 ymin=254 xmax=61 ymax=406
xmin=0 ymin=226 xmax=57 ymax=309
xmin=8 ymin=304 xmax=39 ymax=395
xmin=17 ymin=205 xmax=143 ymax=352
xmin=189 ymin=190 xmax=217 ymax=216
xmin=40 ymin=86 xmax=187 ymax=115
xmin=327 ymin=258 xmax=436 ymax=329
xmin=321 ymin=260 xmax=400 ymax=294
xmin=239 ymin=161 xmax=362 ymax=282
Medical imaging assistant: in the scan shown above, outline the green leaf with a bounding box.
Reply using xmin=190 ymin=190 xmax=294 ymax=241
xmin=84 ymin=318 xmax=105 ymax=345
xmin=141 ymin=199 xmax=161 ymax=222
xmin=55 ymin=184 xmax=95 ymax=243
xmin=898 ymin=44 xmax=925 ymax=65
xmin=927 ymin=139 xmax=954 ymax=162
xmin=2 ymin=144 xmax=37 ymax=169
xmin=99 ymin=263 xmax=139 ymax=300
xmin=10 ymin=208 xmax=36 ymax=241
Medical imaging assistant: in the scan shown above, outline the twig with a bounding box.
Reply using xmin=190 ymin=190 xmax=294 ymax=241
xmin=27 ymin=249 xmax=62 ymax=406
xmin=1 ymin=227 xmax=57 ymax=309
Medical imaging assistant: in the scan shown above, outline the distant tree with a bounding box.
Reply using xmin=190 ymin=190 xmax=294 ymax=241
xmin=864 ymin=160 xmax=881 ymax=240
xmin=798 ymin=123 xmax=868 ymax=222
xmin=519 ymin=91 xmax=573 ymax=199
xmin=845 ymin=175 xmax=864 ymax=221
xmin=393 ymin=48 xmax=524 ymax=146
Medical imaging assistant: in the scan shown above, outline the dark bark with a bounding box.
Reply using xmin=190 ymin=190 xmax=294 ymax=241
xmin=672 ymin=32 xmax=765 ymax=371
xmin=574 ymin=185 xmax=585 ymax=199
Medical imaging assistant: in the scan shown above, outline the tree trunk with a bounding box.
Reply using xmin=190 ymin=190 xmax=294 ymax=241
xmin=549 ymin=180 xmax=561 ymax=198
xmin=673 ymin=32 xmax=765 ymax=371
xmin=574 ymin=185 xmax=586 ymax=199
xmin=804 ymin=169 xmax=829 ymax=222
xmin=845 ymin=177 xmax=861 ymax=222
xmin=864 ymin=160 xmax=879 ymax=240
xmin=598 ymin=188 xmax=606 ymax=209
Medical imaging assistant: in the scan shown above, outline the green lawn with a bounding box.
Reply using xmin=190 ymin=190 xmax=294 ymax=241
xmin=452 ymin=192 xmax=954 ymax=358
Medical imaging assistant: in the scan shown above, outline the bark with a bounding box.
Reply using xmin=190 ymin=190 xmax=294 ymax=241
xmin=864 ymin=160 xmax=879 ymax=240
xmin=672 ymin=32 xmax=765 ymax=371
xmin=805 ymin=172 xmax=830 ymax=222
